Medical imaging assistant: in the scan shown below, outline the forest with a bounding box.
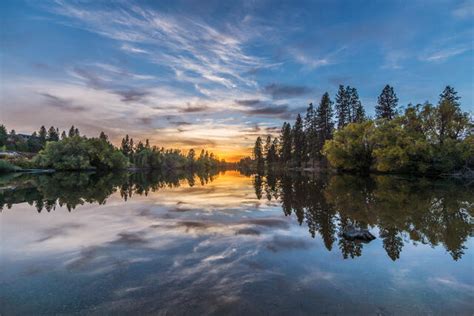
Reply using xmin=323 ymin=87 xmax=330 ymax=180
xmin=249 ymin=85 xmax=473 ymax=176
xmin=0 ymin=125 xmax=228 ymax=172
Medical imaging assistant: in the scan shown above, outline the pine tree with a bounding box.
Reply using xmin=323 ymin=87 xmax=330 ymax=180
xmin=99 ymin=131 xmax=108 ymax=142
xmin=304 ymin=103 xmax=319 ymax=166
xmin=121 ymin=135 xmax=131 ymax=156
xmin=347 ymin=86 xmax=365 ymax=123
xmin=61 ymin=131 xmax=67 ymax=140
xmin=68 ymin=125 xmax=76 ymax=138
xmin=38 ymin=126 xmax=47 ymax=144
xmin=253 ymin=136 xmax=264 ymax=172
xmin=376 ymin=84 xmax=398 ymax=120
xmin=47 ymin=126 xmax=59 ymax=142
xmin=292 ymin=114 xmax=306 ymax=167
xmin=264 ymin=135 xmax=272 ymax=161
xmin=437 ymin=86 xmax=466 ymax=143
xmin=280 ymin=122 xmax=292 ymax=164
xmin=335 ymin=85 xmax=350 ymax=128
xmin=316 ymin=92 xmax=334 ymax=158
xmin=0 ymin=124 xmax=7 ymax=147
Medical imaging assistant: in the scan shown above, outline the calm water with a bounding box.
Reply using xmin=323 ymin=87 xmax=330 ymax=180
xmin=1 ymin=170 xmax=473 ymax=315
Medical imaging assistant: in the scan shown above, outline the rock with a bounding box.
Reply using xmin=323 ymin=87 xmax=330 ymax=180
xmin=342 ymin=226 xmax=376 ymax=242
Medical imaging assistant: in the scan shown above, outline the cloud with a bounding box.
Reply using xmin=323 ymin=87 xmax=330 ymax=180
xmin=39 ymin=92 xmax=87 ymax=112
xmin=243 ymin=104 xmax=289 ymax=116
xmin=114 ymin=89 xmax=150 ymax=103
xmin=180 ymin=104 xmax=210 ymax=113
xmin=263 ymin=83 xmax=312 ymax=100
xmin=452 ymin=0 xmax=473 ymax=19
xmin=50 ymin=2 xmax=267 ymax=89
xmin=235 ymin=99 xmax=262 ymax=106
xmin=421 ymin=47 xmax=470 ymax=62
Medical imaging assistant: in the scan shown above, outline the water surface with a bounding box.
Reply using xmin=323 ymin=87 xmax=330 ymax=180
xmin=1 ymin=171 xmax=473 ymax=315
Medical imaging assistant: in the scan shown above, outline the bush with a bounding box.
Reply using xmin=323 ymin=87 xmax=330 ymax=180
xmin=34 ymin=136 xmax=128 ymax=171
xmin=0 ymin=159 xmax=21 ymax=173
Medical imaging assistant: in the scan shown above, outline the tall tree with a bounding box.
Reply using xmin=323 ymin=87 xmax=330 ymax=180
xmin=121 ymin=134 xmax=131 ymax=156
xmin=99 ymin=131 xmax=108 ymax=142
xmin=347 ymin=86 xmax=365 ymax=123
xmin=279 ymin=122 xmax=292 ymax=165
xmin=264 ymin=135 xmax=272 ymax=160
xmin=47 ymin=126 xmax=59 ymax=142
xmin=292 ymin=114 xmax=306 ymax=167
xmin=335 ymin=85 xmax=350 ymax=128
xmin=0 ymin=124 xmax=7 ymax=147
xmin=304 ymin=103 xmax=319 ymax=166
xmin=376 ymin=84 xmax=398 ymax=120
xmin=436 ymin=86 xmax=468 ymax=144
xmin=253 ymin=136 xmax=264 ymax=172
xmin=61 ymin=131 xmax=67 ymax=140
xmin=68 ymin=125 xmax=76 ymax=138
xmin=38 ymin=126 xmax=47 ymax=144
xmin=316 ymin=92 xmax=334 ymax=158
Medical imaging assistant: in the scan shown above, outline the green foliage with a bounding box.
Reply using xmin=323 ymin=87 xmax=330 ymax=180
xmin=0 ymin=159 xmax=21 ymax=173
xmin=34 ymin=136 xmax=128 ymax=171
xmin=323 ymin=121 xmax=376 ymax=172
xmin=324 ymin=87 xmax=473 ymax=175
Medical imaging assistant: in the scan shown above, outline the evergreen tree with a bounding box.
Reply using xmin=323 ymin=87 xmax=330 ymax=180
xmin=436 ymin=86 xmax=468 ymax=144
xmin=292 ymin=114 xmax=306 ymax=167
xmin=47 ymin=126 xmax=59 ymax=142
xmin=68 ymin=125 xmax=76 ymax=138
xmin=187 ymin=148 xmax=196 ymax=164
xmin=376 ymin=85 xmax=398 ymax=120
xmin=0 ymin=124 xmax=7 ymax=147
xmin=264 ymin=135 xmax=272 ymax=160
xmin=121 ymin=135 xmax=131 ymax=156
xmin=304 ymin=103 xmax=319 ymax=166
xmin=267 ymin=139 xmax=278 ymax=165
xmin=347 ymin=86 xmax=365 ymax=123
xmin=253 ymin=136 xmax=264 ymax=172
xmin=335 ymin=85 xmax=350 ymax=128
xmin=61 ymin=131 xmax=67 ymax=140
xmin=74 ymin=127 xmax=80 ymax=137
xmin=316 ymin=92 xmax=334 ymax=158
xmin=38 ymin=126 xmax=47 ymax=144
xmin=280 ymin=122 xmax=292 ymax=164
xmin=99 ymin=131 xmax=108 ymax=142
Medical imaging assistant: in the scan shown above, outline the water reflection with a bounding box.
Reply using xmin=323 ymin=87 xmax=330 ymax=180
xmin=0 ymin=170 xmax=221 ymax=212
xmin=1 ymin=170 xmax=473 ymax=314
xmin=254 ymin=172 xmax=473 ymax=261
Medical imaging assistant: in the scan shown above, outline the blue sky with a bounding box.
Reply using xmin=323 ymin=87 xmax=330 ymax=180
xmin=1 ymin=0 xmax=473 ymax=160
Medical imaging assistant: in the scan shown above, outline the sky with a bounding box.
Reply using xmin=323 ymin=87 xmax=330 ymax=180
xmin=1 ymin=0 xmax=473 ymax=161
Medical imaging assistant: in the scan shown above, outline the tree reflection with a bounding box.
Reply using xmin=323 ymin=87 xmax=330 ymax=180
xmin=259 ymin=172 xmax=473 ymax=261
xmin=0 ymin=169 xmax=220 ymax=212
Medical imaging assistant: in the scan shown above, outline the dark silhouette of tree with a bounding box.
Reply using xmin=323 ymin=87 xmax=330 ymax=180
xmin=99 ymin=131 xmax=108 ymax=142
xmin=47 ymin=126 xmax=59 ymax=142
xmin=335 ymin=85 xmax=350 ymax=128
xmin=253 ymin=136 xmax=264 ymax=173
xmin=121 ymin=135 xmax=132 ymax=157
xmin=376 ymin=84 xmax=398 ymax=120
xmin=292 ymin=114 xmax=306 ymax=167
xmin=61 ymin=130 xmax=67 ymax=140
xmin=316 ymin=92 xmax=334 ymax=158
xmin=38 ymin=126 xmax=47 ymax=144
xmin=304 ymin=103 xmax=319 ymax=167
xmin=279 ymin=122 xmax=292 ymax=165
xmin=347 ymin=86 xmax=365 ymax=123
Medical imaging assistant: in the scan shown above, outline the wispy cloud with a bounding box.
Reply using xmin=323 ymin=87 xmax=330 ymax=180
xmin=452 ymin=0 xmax=474 ymax=19
xmin=50 ymin=2 xmax=267 ymax=90
xmin=263 ymin=83 xmax=313 ymax=100
xmin=421 ymin=47 xmax=470 ymax=62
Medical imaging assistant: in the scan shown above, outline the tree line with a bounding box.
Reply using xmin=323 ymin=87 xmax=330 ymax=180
xmin=248 ymin=85 xmax=472 ymax=175
xmin=0 ymin=124 xmax=229 ymax=172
